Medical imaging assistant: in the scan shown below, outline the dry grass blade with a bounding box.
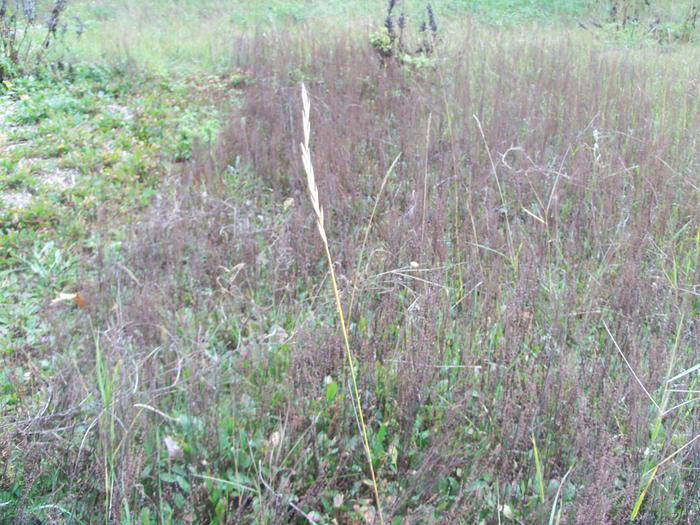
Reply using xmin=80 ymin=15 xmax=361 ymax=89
xmin=474 ymin=114 xmax=515 ymax=267
xmin=603 ymin=321 xmax=660 ymax=411
xmin=348 ymin=152 xmax=401 ymax=321
xmin=299 ymin=83 xmax=385 ymax=525
xmin=645 ymin=432 xmax=700 ymax=476
xmin=548 ymin=464 xmax=574 ymax=525
xmin=666 ymin=362 xmax=700 ymax=384
xmin=421 ymin=112 xmax=432 ymax=244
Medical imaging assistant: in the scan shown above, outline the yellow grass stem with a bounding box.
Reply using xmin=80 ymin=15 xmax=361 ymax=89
xmin=299 ymin=84 xmax=385 ymax=525
xmin=630 ymin=465 xmax=658 ymax=520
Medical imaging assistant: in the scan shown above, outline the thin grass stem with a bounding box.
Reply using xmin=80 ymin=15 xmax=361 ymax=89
xmin=299 ymin=84 xmax=385 ymax=525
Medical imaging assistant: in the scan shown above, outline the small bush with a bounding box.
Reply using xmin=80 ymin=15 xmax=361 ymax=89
xmin=0 ymin=0 xmax=72 ymax=81
xmin=370 ymin=1 xmax=440 ymax=66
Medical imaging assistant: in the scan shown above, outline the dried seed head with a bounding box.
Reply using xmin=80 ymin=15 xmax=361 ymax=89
xmin=427 ymin=3 xmax=438 ymax=35
xmin=23 ymin=0 xmax=36 ymax=23
xmin=385 ymin=14 xmax=395 ymax=39
xmin=300 ymin=84 xmax=327 ymax=243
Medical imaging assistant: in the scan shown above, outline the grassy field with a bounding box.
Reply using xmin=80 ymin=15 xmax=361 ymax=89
xmin=1 ymin=1 xmax=699 ymax=524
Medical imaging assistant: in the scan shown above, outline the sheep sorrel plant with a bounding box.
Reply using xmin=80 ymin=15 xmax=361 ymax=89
xmin=299 ymin=83 xmax=385 ymax=525
xmin=5 ymin=13 xmax=700 ymax=525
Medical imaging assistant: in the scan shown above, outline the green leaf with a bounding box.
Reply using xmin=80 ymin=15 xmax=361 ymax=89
xmin=139 ymin=508 xmax=152 ymax=525
xmin=631 ymin=465 xmax=658 ymax=520
xmin=215 ymin=496 xmax=227 ymax=522
xmin=532 ymin=434 xmax=545 ymax=504
xmin=376 ymin=424 xmax=387 ymax=451
xmin=176 ymin=475 xmax=191 ymax=493
xmin=326 ymin=380 xmax=338 ymax=404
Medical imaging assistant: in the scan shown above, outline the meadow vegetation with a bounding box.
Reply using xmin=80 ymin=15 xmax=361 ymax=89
xmin=1 ymin=1 xmax=699 ymax=524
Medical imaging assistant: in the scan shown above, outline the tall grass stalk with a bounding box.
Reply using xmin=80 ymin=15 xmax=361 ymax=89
xmin=94 ymin=331 xmax=118 ymax=524
xmin=607 ymin=312 xmax=697 ymax=519
xmin=299 ymin=84 xmax=385 ymax=525
xmin=603 ymin=321 xmax=659 ymax=411
xmin=421 ymin=112 xmax=432 ymax=245
xmin=347 ymin=152 xmax=401 ymax=322
xmin=474 ymin=114 xmax=516 ymax=270
xmin=631 ymin=313 xmax=695 ymax=518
